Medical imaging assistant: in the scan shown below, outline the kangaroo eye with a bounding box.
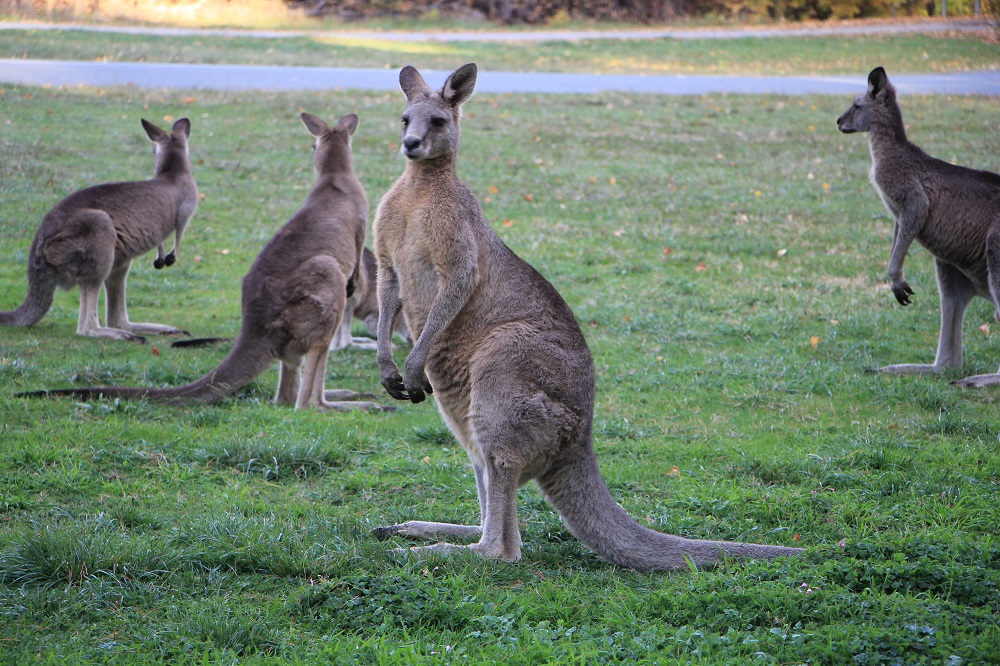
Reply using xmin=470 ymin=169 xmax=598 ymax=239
xmin=431 ymin=117 xmax=447 ymax=128
xmin=401 ymin=116 xmax=410 ymax=126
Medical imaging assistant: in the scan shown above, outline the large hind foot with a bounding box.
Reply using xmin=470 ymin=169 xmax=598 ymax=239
xmin=952 ymin=372 xmax=1000 ymax=388
xmin=372 ymin=520 xmax=483 ymax=542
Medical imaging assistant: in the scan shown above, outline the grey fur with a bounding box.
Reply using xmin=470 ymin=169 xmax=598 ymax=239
xmin=838 ymin=67 xmax=1000 ymax=386
xmin=0 ymin=117 xmax=198 ymax=342
xmin=26 ymin=113 xmax=389 ymax=412
xmin=372 ymin=63 xmax=804 ymax=571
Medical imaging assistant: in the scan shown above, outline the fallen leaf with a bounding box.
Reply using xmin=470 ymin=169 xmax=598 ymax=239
xmin=793 ymin=534 xmax=801 ymax=541
xmin=609 ymin=177 xmax=617 ymax=185
xmin=979 ymin=323 xmax=991 ymax=335
xmin=152 ymin=346 xmax=160 ymax=356
xmin=822 ymin=182 xmax=831 ymax=190
xmin=181 ymin=96 xmax=196 ymax=104
xmin=776 ymin=248 xmax=788 ymax=257
xmin=587 ymin=176 xmax=598 ymax=184
xmin=613 ymin=228 xmax=625 ymax=237
xmin=666 ymin=466 xmax=681 ymax=478
xmin=422 ymin=456 xmax=431 ymax=464
xmin=523 ymin=193 xmax=534 ymax=202
xmin=198 ymin=192 xmax=206 ymax=200
xmin=163 ymin=114 xmax=174 ymax=123
xmin=810 ymin=335 xmax=820 ymax=349
xmin=484 ymin=196 xmax=492 ymax=203
xmin=488 ymin=185 xmax=499 ymax=195
xmin=502 ymin=219 xmax=513 ymax=227
xmin=754 ymin=190 xmax=762 ymax=197
xmin=218 ymin=249 xmax=230 ymax=255
xmin=662 ymin=246 xmax=672 ymax=255
xmin=695 ymin=263 xmax=707 ymax=272
xmin=624 ymin=315 xmax=632 ymax=323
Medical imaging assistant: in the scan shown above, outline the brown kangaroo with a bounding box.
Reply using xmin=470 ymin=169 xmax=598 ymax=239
xmin=370 ymin=63 xmax=804 ymax=571
xmin=838 ymin=67 xmax=1000 ymax=387
xmin=0 ymin=118 xmax=198 ymax=343
xmin=25 ymin=113 xmax=389 ymax=412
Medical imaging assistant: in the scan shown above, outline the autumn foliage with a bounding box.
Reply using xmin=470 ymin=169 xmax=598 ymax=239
xmin=2 ymin=0 xmax=993 ymax=24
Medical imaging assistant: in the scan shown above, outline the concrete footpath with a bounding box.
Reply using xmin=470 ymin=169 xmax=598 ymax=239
xmin=1 ymin=59 xmax=998 ymax=95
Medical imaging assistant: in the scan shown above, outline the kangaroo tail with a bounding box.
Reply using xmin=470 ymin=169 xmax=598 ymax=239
xmin=0 ymin=261 xmax=56 ymax=327
xmin=20 ymin=335 xmax=275 ymax=405
xmin=535 ymin=443 xmax=804 ymax=572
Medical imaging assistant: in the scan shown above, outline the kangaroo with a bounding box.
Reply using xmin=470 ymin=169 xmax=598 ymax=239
xmin=0 ymin=118 xmax=198 ymax=343
xmin=25 ymin=113 xmax=389 ymax=412
xmin=370 ymin=63 xmax=804 ymax=571
xmin=838 ymin=66 xmax=1000 ymax=387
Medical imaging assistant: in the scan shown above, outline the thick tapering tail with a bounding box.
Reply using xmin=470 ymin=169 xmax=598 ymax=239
xmin=0 ymin=264 xmax=56 ymax=327
xmin=20 ymin=336 xmax=275 ymax=405
xmin=536 ymin=447 xmax=804 ymax=572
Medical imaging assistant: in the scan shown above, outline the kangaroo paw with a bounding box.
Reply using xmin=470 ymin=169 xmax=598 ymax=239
xmin=164 ymin=252 xmax=176 ymax=267
xmin=153 ymin=257 xmax=165 ymax=269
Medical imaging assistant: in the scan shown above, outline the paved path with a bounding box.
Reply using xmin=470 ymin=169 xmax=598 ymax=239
xmin=0 ymin=17 xmax=994 ymax=42
xmin=2 ymin=59 xmax=998 ymax=95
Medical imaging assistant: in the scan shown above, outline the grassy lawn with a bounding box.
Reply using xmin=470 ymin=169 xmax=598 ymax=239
xmin=1 ymin=77 xmax=999 ymax=663
xmin=1 ymin=27 xmax=998 ymax=75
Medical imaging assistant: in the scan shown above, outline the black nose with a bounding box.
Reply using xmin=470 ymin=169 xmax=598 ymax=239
xmin=404 ymin=137 xmax=421 ymax=151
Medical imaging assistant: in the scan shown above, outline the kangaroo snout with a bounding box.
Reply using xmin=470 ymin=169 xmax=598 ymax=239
xmin=402 ymin=135 xmax=425 ymax=159
xmin=836 ymin=114 xmax=856 ymax=134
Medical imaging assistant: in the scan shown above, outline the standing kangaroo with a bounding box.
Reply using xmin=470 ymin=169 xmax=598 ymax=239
xmin=26 ymin=113 xmax=388 ymax=412
xmin=0 ymin=118 xmax=198 ymax=343
xmin=371 ymin=64 xmax=803 ymax=571
xmin=838 ymin=67 xmax=1000 ymax=387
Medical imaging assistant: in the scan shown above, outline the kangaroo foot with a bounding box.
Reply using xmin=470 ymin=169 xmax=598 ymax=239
xmin=952 ymin=372 xmax=1000 ymax=388
xmin=83 ymin=327 xmax=148 ymax=343
xmin=317 ymin=400 xmax=395 ymax=413
xmin=127 ymin=323 xmax=191 ymax=336
xmin=322 ymin=388 xmax=379 ymax=401
xmin=869 ymin=362 xmax=941 ymax=375
xmin=372 ymin=520 xmax=482 ymax=541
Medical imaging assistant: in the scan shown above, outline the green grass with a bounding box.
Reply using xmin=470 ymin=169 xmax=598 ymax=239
xmin=1 ymin=27 xmax=998 ymax=75
xmin=1 ymin=80 xmax=999 ymax=663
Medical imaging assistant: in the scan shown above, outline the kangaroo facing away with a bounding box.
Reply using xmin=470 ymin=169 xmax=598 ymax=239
xmin=838 ymin=67 xmax=1000 ymax=387
xmin=370 ymin=63 xmax=804 ymax=571
xmin=0 ymin=118 xmax=198 ymax=343
xmin=26 ymin=113 xmax=390 ymax=412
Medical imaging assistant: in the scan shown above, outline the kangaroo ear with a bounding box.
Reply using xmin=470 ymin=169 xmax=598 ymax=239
xmin=300 ymin=112 xmax=330 ymax=137
xmin=400 ymin=65 xmax=430 ymax=102
xmin=171 ymin=117 xmax=191 ymax=138
xmin=442 ymin=63 xmax=477 ymax=107
xmin=336 ymin=113 xmax=359 ymax=136
xmin=867 ymin=67 xmax=888 ymax=97
xmin=141 ymin=118 xmax=168 ymax=143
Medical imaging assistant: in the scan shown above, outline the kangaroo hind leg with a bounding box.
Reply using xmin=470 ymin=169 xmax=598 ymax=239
xmin=46 ymin=210 xmax=143 ymax=342
xmin=878 ymin=259 xmax=976 ymax=376
xmin=104 ymin=260 xmax=190 ymax=337
xmin=954 ymin=227 xmax=1000 ymax=388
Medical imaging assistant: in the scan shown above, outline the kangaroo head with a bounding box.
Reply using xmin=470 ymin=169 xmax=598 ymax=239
xmin=141 ymin=117 xmax=192 ymax=174
xmin=301 ymin=112 xmax=358 ymax=174
xmin=837 ymin=66 xmax=896 ymax=134
xmin=397 ymin=63 xmax=477 ymax=162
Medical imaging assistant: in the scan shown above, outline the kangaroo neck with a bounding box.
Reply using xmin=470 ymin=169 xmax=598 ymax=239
xmin=154 ymin=152 xmax=192 ymax=180
xmin=869 ymin=101 xmax=908 ymax=149
xmin=403 ymin=154 xmax=457 ymax=185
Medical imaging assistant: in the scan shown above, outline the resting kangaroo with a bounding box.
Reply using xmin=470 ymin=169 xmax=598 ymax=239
xmin=26 ymin=113 xmax=388 ymax=412
xmin=371 ymin=63 xmax=803 ymax=571
xmin=0 ymin=118 xmax=197 ymax=343
xmin=838 ymin=67 xmax=1000 ymax=387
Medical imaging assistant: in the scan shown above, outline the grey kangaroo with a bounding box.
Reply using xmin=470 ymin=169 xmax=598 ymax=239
xmin=0 ymin=118 xmax=198 ymax=343
xmin=336 ymin=247 xmax=411 ymax=351
xmin=371 ymin=63 xmax=804 ymax=571
xmin=838 ymin=67 xmax=1000 ymax=387
xmin=27 ymin=113 xmax=388 ymax=412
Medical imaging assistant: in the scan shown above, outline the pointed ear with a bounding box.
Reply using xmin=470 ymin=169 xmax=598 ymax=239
xmin=141 ymin=118 xmax=168 ymax=143
xmin=336 ymin=113 xmax=359 ymax=136
xmin=442 ymin=63 xmax=477 ymax=107
xmin=867 ymin=67 xmax=888 ymax=97
xmin=171 ymin=117 xmax=191 ymax=138
xmin=399 ymin=65 xmax=430 ymax=102
xmin=300 ymin=112 xmax=330 ymax=137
